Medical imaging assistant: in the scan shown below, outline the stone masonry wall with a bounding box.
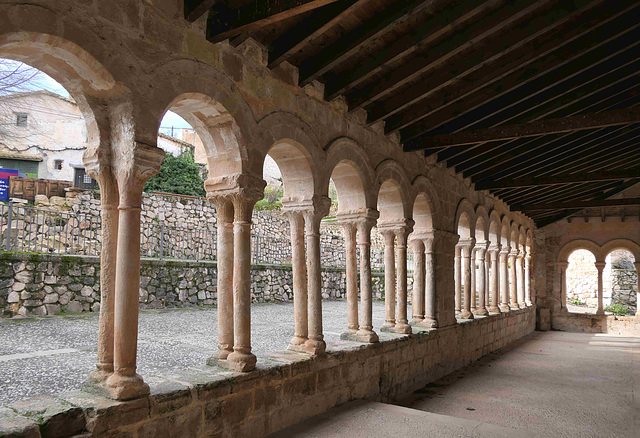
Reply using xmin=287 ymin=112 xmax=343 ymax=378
xmin=0 ymin=253 xmax=389 ymax=317
xmin=0 ymin=307 xmax=536 ymax=438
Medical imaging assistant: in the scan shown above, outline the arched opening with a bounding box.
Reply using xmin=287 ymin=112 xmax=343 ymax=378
xmin=566 ymin=249 xmax=598 ymax=314
xmin=455 ymin=210 xmax=473 ymax=319
xmin=413 ymin=193 xmax=433 ymax=232
xmin=603 ymin=249 xmax=637 ymax=316
xmin=330 ymin=160 xmax=367 ymax=215
xmin=473 ymin=215 xmax=488 ymax=314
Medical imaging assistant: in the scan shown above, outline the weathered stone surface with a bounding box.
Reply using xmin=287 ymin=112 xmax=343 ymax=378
xmin=9 ymin=395 xmax=85 ymax=438
xmin=0 ymin=407 xmax=40 ymax=438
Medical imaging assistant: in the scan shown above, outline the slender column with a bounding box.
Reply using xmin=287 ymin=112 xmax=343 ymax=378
xmin=525 ymin=254 xmax=532 ymax=306
xmin=356 ymin=216 xmax=379 ymax=343
xmin=302 ymin=198 xmax=330 ymax=355
xmin=473 ymin=244 xmax=488 ymax=316
xmin=509 ymin=250 xmax=519 ymax=309
xmin=411 ymin=239 xmax=425 ymax=323
xmin=106 ymin=144 xmax=163 ymax=400
xmin=423 ymin=235 xmax=437 ymax=327
xmin=470 ymin=248 xmax=477 ymax=313
xmin=595 ymin=261 xmax=606 ymax=315
xmin=488 ymin=246 xmax=501 ymax=313
xmin=395 ymin=226 xmax=412 ymax=333
xmin=558 ymin=261 xmax=568 ymax=311
xmin=499 ymin=248 xmax=511 ymax=312
xmin=460 ymin=239 xmax=475 ymax=320
xmin=284 ymin=210 xmax=308 ymax=349
xmin=485 ymin=257 xmax=490 ymax=311
xmin=635 ymin=262 xmax=640 ymax=317
xmin=381 ymin=230 xmax=397 ymax=331
xmin=454 ymin=245 xmax=462 ymax=313
xmin=210 ymin=197 xmax=235 ymax=359
xmin=516 ymin=251 xmax=525 ymax=307
xmin=226 ymin=193 xmax=260 ymax=372
xmin=88 ymin=168 xmax=119 ymax=383
xmin=342 ymin=222 xmax=358 ymax=334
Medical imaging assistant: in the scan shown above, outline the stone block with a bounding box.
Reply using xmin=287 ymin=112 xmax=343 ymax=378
xmin=0 ymin=407 xmax=40 ymax=438
xmin=66 ymin=301 xmax=84 ymax=313
xmin=9 ymin=395 xmax=85 ymax=438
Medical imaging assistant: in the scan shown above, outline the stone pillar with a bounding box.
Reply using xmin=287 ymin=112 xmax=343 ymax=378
xmin=473 ymin=243 xmax=488 ymax=316
xmin=284 ymin=210 xmax=308 ymax=350
xmin=380 ymin=229 xmax=397 ymax=332
xmin=395 ymin=226 xmax=412 ymax=333
xmin=525 ymin=254 xmax=533 ymax=306
xmin=488 ymin=245 xmax=501 ymax=313
xmin=423 ymin=234 xmax=437 ymax=327
xmin=431 ymin=229 xmax=459 ymax=327
xmin=302 ymin=197 xmax=331 ymax=355
xmin=635 ymin=262 xmax=640 ymax=317
xmin=411 ymin=239 xmax=425 ymax=324
xmin=470 ymin=248 xmax=477 ymax=313
xmin=210 ymin=197 xmax=235 ymax=360
xmin=454 ymin=245 xmax=462 ymax=314
xmin=460 ymin=239 xmax=475 ymax=320
xmin=516 ymin=250 xmax=525 ymax=308
xmin=226 ymin=193 xmax=261 ymax=371
xmin=558 ymin=261 xmax=568 ymax=311
xmin=106 ymin=143 xmax=164 ymax=401
xmin=342 ymin=222 xmax=359 ymax=335
xmin=509 ymin=250 xmax=519 ymax=310
xmin=356 ymin=214 xmax=379 ymax=343
xmin=499 ymin=248 xmax=511 ymax=312
xmin=595 ymin=261 xmax=606 ymax=315
xmin=86 ymin=165 xmax=119 ymax=384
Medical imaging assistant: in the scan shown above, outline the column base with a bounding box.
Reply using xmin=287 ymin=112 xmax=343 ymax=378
xmin=525 ymin=301 xmax=533 ymax=306
xmin=510 ymin=303 xmax=520 ymax=310
xmin=380 ymin=322 xmax=396 ymax=333
xmin=459 ymin=310 xmax=474 ymax=320
xmin=596 ymin=309 xmax=605 ymax=316
xmin=104 ymin=372 xmax=150 ymax=401
xmin=210 ymin=347 xmax=233 ymax=360
xmin=473 ymin=307 xmax=489 ymax=316
xmin=226 ymin=350 xmax=257 ymax=372
xmin=341 ymin=329 xmax=379 ymax=343
xmin=393 ymin=322 xmax=413 ymax=333
xmin=499 ymin=303 xmax=510 ymax=312
xmin=488 ymin=306 xmax=501 ymax=313
xmin=411 ymin=318 xmax=437 ymax=328
xmin=289 ymin=338 xmax=326 ymax=356
xmin=87 ymin=363 xmax=113 ymax=384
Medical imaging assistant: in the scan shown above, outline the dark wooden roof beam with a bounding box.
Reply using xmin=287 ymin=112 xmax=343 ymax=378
xmin=185 ymin=0 xmax=218 ymax=22
xmin=207 ymin=0 xmax=342 ymax=43
xmin=477 ymin=168 xmax=640 ymax=190
xmin=514 ymin=198 xmax=640 ymax=212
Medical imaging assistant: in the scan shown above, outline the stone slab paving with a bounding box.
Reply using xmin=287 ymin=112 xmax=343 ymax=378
xmin=398 ymin=331 xmax=640 ymax=438
xmin=0 ymin=300 xmax=386 ymax=406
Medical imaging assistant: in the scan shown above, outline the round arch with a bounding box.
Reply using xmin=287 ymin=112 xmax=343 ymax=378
xmin=600 ymin=239 xmax=640 ymax=262
xmin=475 ymin=205 xmax=490 ymax=242
xmin=265 ymin=139 xmax=316 ymax=204
xmin=558 ymin=239 xmax=603 ymax=263
xmin=489 ymin=210 xmax=501 ymax=246
xmin=411 ymin=175 xmax=443 ymax=230
xmin=455 ymin=199 xmax=476 ymax=239
xmin=375 ymin=160 xmax=412 ymax=223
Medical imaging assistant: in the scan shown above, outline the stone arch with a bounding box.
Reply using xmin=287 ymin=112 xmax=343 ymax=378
xmin=375 ymin=160 xmax=412 ymax=223
xmin=475 ymin=205 xmax=490 ymax=242
xmin=519 ymin=225 xmax=527 ymax=252
xmin=558 ymin=239 xmax=602 ymax=263
xmin=510 ymin=222 xmax=520 ymax=252
xmin=265 ymin=139 xmax=316 ymax=204
xmin=526 ymin=229 xmax=534 ymax=254
xmin=500 ymin=216 xmax=512 ymax=249
xmin=324 ymin=137 xmax=376 ymax=214
xmin=455 ymin=199 xmax=475 ymax=239
xmin=411 ymin=175 xmax=443 ymax=231
xmin=489 ymin=210 xmax=501 ymax=246
xmin=600 ymin=239 xmax=640 ymax=262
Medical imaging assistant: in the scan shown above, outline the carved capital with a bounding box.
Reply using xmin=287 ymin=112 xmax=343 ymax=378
xmin=205 ymin=172 xmax=266 ymax=202
xmin=115 ymin=142 xmax=164 ymax=208
xmin=594 ymin=261 xmax=606 ymax=271
xmin=231 ymin=193 xmax=259 ymax=223
xmin=83 ymin=151 xmax=118 ymax=207
xmin=557 ymin=261 xmax=569 ymax=271
xmin=209 ymin=195 xmax=234 ymax=224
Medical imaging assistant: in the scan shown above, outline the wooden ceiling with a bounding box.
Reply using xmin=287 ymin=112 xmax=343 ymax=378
xmin=184 ymin=0 xmax=640 ymax=227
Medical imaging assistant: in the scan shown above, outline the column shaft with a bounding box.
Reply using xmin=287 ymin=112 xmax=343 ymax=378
xmin=595 ymin=261 xmax=605 ymax=315
xmin=499 ymin=250 xmax=510 ymax=312
xmin=424 ymin=237 xmax=437 ymax=327
xmin=287 ymin=211 xmax=308 ymax=348
xmin=460 ymin=243 xmax=474 ymax=319
xmin=412 ymin=240 xmax=425 ymax=322
xmin=343 ymin=223 xmax=358 ymax=333
xmin=213 ymin=198 xmax=234 ymax=359
xmin=516 ymin=253 xmax=525 ymax=307
xmin=470 ymin=249 xmax=477 ymax=312
xmin=525 ymin=255 xmax=532 ymax=306
xmin=474 ymin=247 xmax=488 ymax=316
xmin=381 ymin=231 xmax=396 ymax=330
xmin=304 ymin=210 xmax=325 ymax=355
xmin=356 ymin=219 xmax=378 ymax=343
xmin=395 ymin=229 xmax=411 ymax=333
xmin=488 ymin=249 xmax=501 ymax=313
xmin=454 ymin=246 xmax=461 ymax=312
xmin=509 ymin=253 xmax=519 ymax=309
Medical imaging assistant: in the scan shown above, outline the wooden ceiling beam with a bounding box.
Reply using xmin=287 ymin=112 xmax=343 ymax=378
xmin=297 ymin=0 xmax=433 ymax=87
xmin=206 ymin=0 xmax=341 ymax=43
xmin=185 ymin=0 xmax=218 ymax=22
xmin=404 ymin=107 xmax=640 ymax=152
xmin=513 ymin=198 xmax=640 ymax=211
xmin=477 ymin=168 xmax=640 ymax=190
xmin=267 ymin=0 xmax=363 ymax=69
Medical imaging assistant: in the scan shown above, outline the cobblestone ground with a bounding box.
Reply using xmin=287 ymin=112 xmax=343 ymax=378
xmin=0 ymin=300 xmax=386 ymax=406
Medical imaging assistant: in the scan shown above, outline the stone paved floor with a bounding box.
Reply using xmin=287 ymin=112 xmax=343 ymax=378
xmin=0 ymin=300 xmax=386 ymax=406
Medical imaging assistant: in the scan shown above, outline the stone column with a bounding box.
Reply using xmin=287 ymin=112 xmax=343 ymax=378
xmin=380 ymin=229 xmax=397 ymax=332
xmin=499 ymin=248 xmax=511 ymax=312
xmin=473 ymin=243 xmax=488 ymax=316
xmin=411 ymin=238 xmax=425 ymax=324
xmin=302 ymin=197 xmax=331 ymax=355
xmin=85 ymin=165 xmax=119 ymax=384
xmin=488 ymin=245 xmax=501 ymax=313
xmin=635 ymin=262 xmax=640 ymax=317
xmin=356 ymin=214 xmax=379 ymax=343
xmin=341 ymin=222 xmax=358 ymax=335
xmin=558 ymin=261 xmax=568 ymax=311
xmin=509 ymin=250 xmax=519 ymax=310
xmin=460 ymin=239 xmax=475 ymax=320
xmin=210 ymin=197 xmax=235 ymax=360
xmin=470 ymin=248 xmax=477 ymax=313
xmin=454 ymin=245 xmax=462 ymax=314
xmin=595 ymin=261 xmax=606 ymax=315
xmin=284 ymin=210 xmax=308 ymax=350
xmin=423 ymin=234 xmax=437 ymax=327
xmin=226 ymin=193 xmax=261 ymax=371
xmin=395 ymin=226 xmax=412 ymax=333
xmin=516 ymin=250 xmax=525 ymax=308
xmin=106 ymin=143 xmax=164 ymax=401
xmin=525 ymin=254 xmax=533 ymax=306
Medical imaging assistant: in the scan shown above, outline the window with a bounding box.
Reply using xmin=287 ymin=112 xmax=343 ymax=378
xmin=54 ymin=160 xmax=63 ymax=170
xmin=74 ymin=167 xmax=98 ymax=190
xmin=15 ymin=113 xmax=28 ymax=127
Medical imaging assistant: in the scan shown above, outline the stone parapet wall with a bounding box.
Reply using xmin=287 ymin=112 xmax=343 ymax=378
xmin=551 ymin=311 xmax=640 ymax=336
xmin=0 ymin=253 xmax=388 ymax=317
xmin=0 ymin=307 xmax=535 ymax=437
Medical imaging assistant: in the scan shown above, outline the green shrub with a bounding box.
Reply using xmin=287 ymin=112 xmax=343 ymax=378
xmin=144 ymin=151 xmax=205 ymax=197
xmin=568 ymin=297 xmax=586 ymax=306
xmin=604 ymin=303 xmax=633 ymax=316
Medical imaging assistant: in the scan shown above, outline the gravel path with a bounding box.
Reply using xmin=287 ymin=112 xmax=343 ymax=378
xmin=0 ymin=300 xmax=386 ymax=405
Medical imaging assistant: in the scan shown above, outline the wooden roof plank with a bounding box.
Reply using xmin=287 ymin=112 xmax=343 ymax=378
xmin=477 ymin=168 xmax=640 ymax=190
